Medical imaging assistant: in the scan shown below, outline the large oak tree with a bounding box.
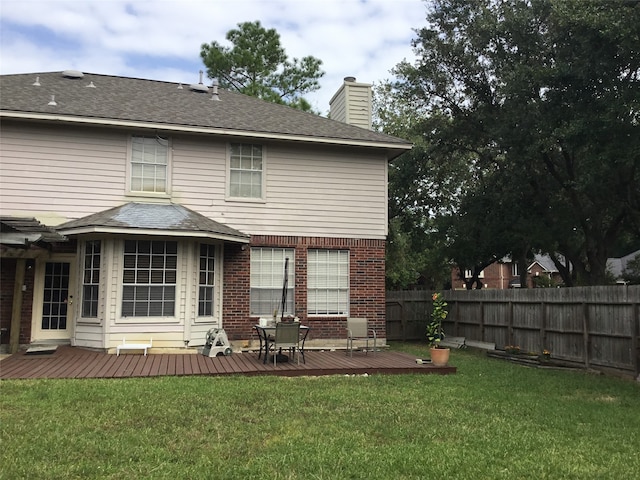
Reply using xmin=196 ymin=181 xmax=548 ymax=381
xmin=384 ymin=0 xmax=639 ymax=287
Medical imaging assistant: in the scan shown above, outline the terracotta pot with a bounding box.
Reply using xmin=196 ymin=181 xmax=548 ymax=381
xmin=430 ymin=347 xmax=450 ymax=366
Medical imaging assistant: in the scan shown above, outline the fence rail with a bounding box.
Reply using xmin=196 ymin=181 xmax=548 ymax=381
xmin=386 ymin=286 xmax=640 ymax=378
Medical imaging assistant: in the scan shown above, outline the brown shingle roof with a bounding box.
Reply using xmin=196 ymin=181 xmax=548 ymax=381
xmin=0 ymin=71 xmax=411 ymax=153
xmin=56 ymin=203 xmax=250 ymax=243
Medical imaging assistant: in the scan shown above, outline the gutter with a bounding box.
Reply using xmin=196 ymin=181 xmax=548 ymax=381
xmin=0 ymin=111 xmax=413 ymax=154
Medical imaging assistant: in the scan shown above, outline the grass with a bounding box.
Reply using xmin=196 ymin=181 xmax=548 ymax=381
xmin=1 ymin=343 xmax=639 ymax=479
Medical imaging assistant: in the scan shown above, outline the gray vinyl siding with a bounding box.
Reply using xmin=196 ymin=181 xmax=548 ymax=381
xmin=329 ymin=81 xmax=372 ymax=130
xmin=0 ymin=122 xmax=387 ymax=238
xmin=0 ymin=123 xmax=126 ymax=221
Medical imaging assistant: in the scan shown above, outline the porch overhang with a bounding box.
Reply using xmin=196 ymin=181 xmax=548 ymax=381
xmin=1 ymin=216 xmax=68 ymax=254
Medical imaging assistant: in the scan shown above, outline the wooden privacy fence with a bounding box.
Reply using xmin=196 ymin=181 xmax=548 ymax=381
xmin=386 ymin=286 xmax=640 ymax=378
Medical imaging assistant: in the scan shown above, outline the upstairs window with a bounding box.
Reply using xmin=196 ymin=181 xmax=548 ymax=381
xmin=229 ymin=143 xmax=263 ymax=199
xmin=464 ymin=268 xmax=484 ymax=279
xmin=130 ymin=136 xmax=169 ymax=193
xmin=512 ymin=262 xmax=519 ymax=276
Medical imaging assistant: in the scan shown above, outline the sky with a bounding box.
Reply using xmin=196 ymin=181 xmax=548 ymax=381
xmin=0 ymin=0 xmax=428 ymax=115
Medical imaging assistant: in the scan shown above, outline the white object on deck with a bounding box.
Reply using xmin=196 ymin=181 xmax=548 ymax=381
xmin=116 ymin=338 xmax=152 ymax=356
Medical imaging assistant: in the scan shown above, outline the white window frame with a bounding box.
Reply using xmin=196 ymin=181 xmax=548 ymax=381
xmin=307 ymin=249 xmax=350 ymax=317
xmin=250 ymin=248 xmax=295 ymax=317
xmin=121 ymin=239 xmax=177 ymax=318
xmin=512 ymin=262 xmax=519 ymax=276
xmin=127 ymin=135 xmax=171 ymax=197
xmin=227 ymin=143 xmax=265 ymax=201
xmin=464 ymin=268 xmax=484 ymax=279
xmin=81 ymin=240 xmax=101 ymax=319
xmin=197 ymin=243 xmax=216 ymax=318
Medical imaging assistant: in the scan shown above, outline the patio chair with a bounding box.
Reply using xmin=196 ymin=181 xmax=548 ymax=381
xmin=269 ymin=322 xmax=301 ymax=366
xmin=346 ymin=317 xmax=377 ymax=357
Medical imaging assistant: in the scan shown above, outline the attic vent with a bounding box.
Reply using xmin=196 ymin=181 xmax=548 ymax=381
xmin=32 ymin=76 xmax=41 ymax=86
xmin=86 ymin=81 xmax=96 ymax=88
xmin=62 ymin=70 xmax=84 ymax=79
xmin=190 ymin=70 xmax=208 ymax=93
xmin=189 ymin=83 xmax=208 ymax=93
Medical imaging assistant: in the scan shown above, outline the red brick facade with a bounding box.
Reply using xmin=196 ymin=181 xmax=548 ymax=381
xmin=0 ymin=258 xmax=36 ymax=346
xmin=451 ymin=260 xmax=563 ymax=289
xmin=451 ymin=263 xmax=517 ymax=290
xmin=2 ymin=238 xmax=385 ymax=348
xmin=223 ymin=235 xmax=386 ymax=341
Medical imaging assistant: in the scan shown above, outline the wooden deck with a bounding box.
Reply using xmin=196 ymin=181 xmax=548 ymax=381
xmin=0 ymin=346 xmax=456 ymax=380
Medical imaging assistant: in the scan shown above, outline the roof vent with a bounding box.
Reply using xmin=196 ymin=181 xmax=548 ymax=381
xmin=32 ymin=76 xmax=41 ymax=86
xmin=190 ymin=70 xmax=208 ymax=93
xmin=190 ymin=83 xmax=208 ymax=93
xmin=211 ymin=78 xmax=220 ymax=101
xmin=62 ymin=70 xmax=84 ymax=79
xmin=177 ymin=83 xmax=183 ymax=89
xmin=48 ymin=95 xmax=57 ymax=106
xmin=86 ymin=81 xmax=96 ymax=88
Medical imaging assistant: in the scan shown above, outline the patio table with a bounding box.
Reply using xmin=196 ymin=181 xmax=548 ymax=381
xmin=254 ymin=324 xmax=310 ymax=364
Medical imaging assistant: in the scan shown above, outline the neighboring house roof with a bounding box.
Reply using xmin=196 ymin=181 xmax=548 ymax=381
xmin=0 ymin=71 xmax=412 ymax=156
xmin=528 ymin=254 xmax=559 ymax=274
xmin=606 ymin=249 xmax=640 ymax=280
xmin=56 ymin=203 xmax=250 ymax=243
xmin=0 ymin=216 xmax=67 ymax=247
xmin=498 ymin=253 xmax=560 ymax=273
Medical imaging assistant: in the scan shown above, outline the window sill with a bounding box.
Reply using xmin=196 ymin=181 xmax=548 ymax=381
xmin=225 ymin=196 xmax=266 ymax=204
xmin=116 ymin=316 xmax=178 ymax=324
xmin=125 ymin=192 xmax=172 ymax=200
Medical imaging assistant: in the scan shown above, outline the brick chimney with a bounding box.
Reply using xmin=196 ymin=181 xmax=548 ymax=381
xmin=329 ymin=76 xmax=372 ymax=130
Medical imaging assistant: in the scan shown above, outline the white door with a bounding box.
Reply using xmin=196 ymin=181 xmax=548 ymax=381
xmin=32 ymin=255 xmax=76 ymax=342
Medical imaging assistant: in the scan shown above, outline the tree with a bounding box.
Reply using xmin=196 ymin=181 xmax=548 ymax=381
xmin=387 ymin=0 xmax=640 ymax=286
xmin=200 ymin=21 xmax=325 ymax=112
xmin=623 ymin=253 xmax=640 ymax=285
xmin=375 ymin=83 xmax=472 ymax=289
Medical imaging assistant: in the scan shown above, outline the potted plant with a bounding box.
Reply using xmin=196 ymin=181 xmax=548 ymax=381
xmin=427 ymin=292 xmax=450 ymax=366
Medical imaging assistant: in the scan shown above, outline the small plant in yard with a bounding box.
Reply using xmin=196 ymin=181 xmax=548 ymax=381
xmin=427 ymin=292 xmax=448 ymax=348
xmin=505 ymin=345 xmax=521 ymax=354
xmin=542 ymin=349 xmax=551 ymax=361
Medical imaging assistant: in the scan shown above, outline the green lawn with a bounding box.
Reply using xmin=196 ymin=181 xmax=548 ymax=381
xmin=1 ymin=343 xmax=639 ymax=479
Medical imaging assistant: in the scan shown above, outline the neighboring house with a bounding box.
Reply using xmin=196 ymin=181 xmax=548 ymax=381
xmin=0 ymin=71 xmax=411 ymax=353
xmin=451 ymin=254 xmax=565 ymax=289
xmin=606 ymin=250 xmax=640 ymax=284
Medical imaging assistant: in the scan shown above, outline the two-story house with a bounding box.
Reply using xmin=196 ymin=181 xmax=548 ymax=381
xmin=0 ymin=71 xmax=411 ymax=353
xmin=451 ymin=254 xmax=566 ymax=289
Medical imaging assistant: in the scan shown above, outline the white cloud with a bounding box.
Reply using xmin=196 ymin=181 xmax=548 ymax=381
xmin=0 ymin=0 xmax=425 ymax=112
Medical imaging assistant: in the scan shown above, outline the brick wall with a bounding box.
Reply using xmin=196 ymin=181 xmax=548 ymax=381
xmin=451 ymin=263 xmax=517 ymax=289
xmin=0 ymin=258 xmax=36 ymax=345
xmin=222 ymin=236 xmax=386 ymax=341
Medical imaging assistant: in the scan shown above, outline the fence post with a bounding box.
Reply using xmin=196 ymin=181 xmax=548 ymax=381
xmin=480 ymin=301 xmax=485 ymax=342
xmin=582 ymin=301 xmax=590 ymax=369
xmin=507 ymin=300 xmax=513 ymax=346
xmin=540 ymin=301 xmax=547 ymax=353
xmin=633 ymin=301 xmax=639 ymax=379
